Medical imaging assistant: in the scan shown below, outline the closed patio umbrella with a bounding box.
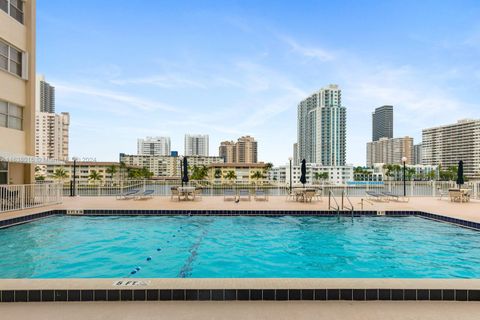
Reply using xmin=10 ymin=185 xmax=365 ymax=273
xmin=300 ymin=159 xmax=307 ymax=187
xmin=456 ymin=160 xmax=464 ymax=188
xmin=182 ymin=157 xmax=189 ymax=186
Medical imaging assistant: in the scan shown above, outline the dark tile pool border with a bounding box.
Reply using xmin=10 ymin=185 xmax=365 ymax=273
xmin=1 ymin=288 xmax=479 ymax=302
xmin=1 ymin=209 xmax=479 ymax=231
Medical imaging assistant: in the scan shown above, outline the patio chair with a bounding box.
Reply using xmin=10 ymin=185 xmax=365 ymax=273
xmin=238 ymin=189 xmax=251 ymax=201
xmin=254 ymin=189 xmax=268 ymax=201
xmin=314 ymin=188 xmax=323 ymax=202
xmin=285 ymin=191 xmax=296 ymax=201
xmin=171 ymin=187 xmax=181 ymax=201
xmin=303 ymin=190 xmax=316 ymax=202
xmin=437 ymin=188 xmax=449 ymax=200
xmin=116 ymin=189 xmax=139 ymax=200
xmin=224 ymin=189 xmax=236 ymax=201
xmin=462 ymin=190 xmax=471 ymax=202
xmin=193 ymin=187 xmax=203 ymax=201
xmin=134 ymin=189 xmax=154 ymax=200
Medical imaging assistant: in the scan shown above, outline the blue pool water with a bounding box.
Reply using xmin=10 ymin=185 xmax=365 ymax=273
xmin=0 ymin=215 xmax=479 ymax=279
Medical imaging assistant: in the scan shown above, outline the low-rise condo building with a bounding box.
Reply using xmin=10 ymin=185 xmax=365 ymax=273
xmin=44 ymin=161 xmax=131 ymax=183
xmin=208 ymin=163 xmax=267 ymax=184
xmin=268 ymin=163 xmax=354 ymax=185
xmin=120 ymin=153 xmax=224 ymax=179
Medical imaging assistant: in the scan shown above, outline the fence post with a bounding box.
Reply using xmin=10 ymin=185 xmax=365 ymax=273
xmin=20 ymin=185 xmax=25 ymax=210
xmin=410 ymin=181 xmax=414 ymax=197
xmin=432 ymin=180 xmax=436 ymax=197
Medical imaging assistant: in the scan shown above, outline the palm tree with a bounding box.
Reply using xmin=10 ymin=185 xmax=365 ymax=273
xmin=88 ymin=170 xmax=102 ymax=183
xmin=52 ymin=168 xmax=69 ymax=181
xmin=119 ymin=161 xmax=127 ymax=180
xmin=250 ymin=170 xmax=265 ymax=184
xmin=224 ymin=170 xmax=237 ymax=184
xmin=214 ymin=168 xmax=222 ymax=179
xmin=140 ymin=167 xmax=154 ymax=179
xmin=314 ymin=172 xmax=329 ymax=184
xmin=190 ymin=165 xmax=208 ymax=181
xmin=106 ymin=165 xmax=118 ymax=181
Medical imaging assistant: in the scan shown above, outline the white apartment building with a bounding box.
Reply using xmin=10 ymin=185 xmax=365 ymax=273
xmin=35 ymin=111 xmax=69 ymax=161
xmin=297 ymin=84 xmax=346 ymax=166
xmin=423 ymin=119 xmax=480 ymax=179
xmin=366 ymin=137 xmax=414 ymax=167
xmin=268 ymin=163 xmax=354 ymax=186
xmin=184 ymin=134 xmax=209 ymax=156
xmin=137 ymin=136 xmax=171 ymax=156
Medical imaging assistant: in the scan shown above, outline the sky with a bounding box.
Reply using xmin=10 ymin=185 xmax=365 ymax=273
xmin=37 ymin=0 xmax=480 ymax=166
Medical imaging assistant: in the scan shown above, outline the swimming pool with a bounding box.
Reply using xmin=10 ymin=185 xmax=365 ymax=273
xmin=0 ymin=215 xmax=479 ymax=279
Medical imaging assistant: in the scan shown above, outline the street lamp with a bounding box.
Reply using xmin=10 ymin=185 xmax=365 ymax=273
xmin=402 ymin=156 xmax=407 ymax=197
xmin=288 ymin=157 xmax=293 ymax=193
xmin=70 ymin=157 xmax=78 ymax=197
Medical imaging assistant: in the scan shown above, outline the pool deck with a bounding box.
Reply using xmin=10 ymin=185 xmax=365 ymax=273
xmin=2 ymin=195 xmax=479 ymax=223
xmin=2 ymin=301 xmax=480 ymax=320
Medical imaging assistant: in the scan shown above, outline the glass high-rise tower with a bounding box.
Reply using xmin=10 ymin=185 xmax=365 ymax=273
xmin=296 ymin=84 xmax=346 ymax=166
xmin=372 ymin=105 xmax=393 ymax=141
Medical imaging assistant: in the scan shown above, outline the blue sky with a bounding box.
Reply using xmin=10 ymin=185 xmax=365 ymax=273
xmin=37 ymin=0 xmax=480 ymax=165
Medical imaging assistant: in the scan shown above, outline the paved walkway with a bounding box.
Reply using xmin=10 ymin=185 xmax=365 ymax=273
xmin=2 ymin=301 xmax=479 ymax=320
xmin=3 ymin=196 xmax=476 ymax=223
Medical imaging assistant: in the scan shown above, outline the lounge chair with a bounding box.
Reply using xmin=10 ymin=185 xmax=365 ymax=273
xmin=381 ymin=191 xmax=409 ymax=203
xmin=238 ymin=189 xmax=251 ymax=201
xmin=134 ymin=189 xmax=154 ymax=200
xmin=254 ymin=189 xmax=268 ymax=201
xmin=366 ymin=191 xmax=388 ymax=202
xmin=224 ymin=189 xmax=236 ymax=201
xmin=116 ymin=189 xmax=139 ymax=200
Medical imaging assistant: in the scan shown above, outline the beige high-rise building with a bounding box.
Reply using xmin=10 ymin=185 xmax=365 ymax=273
xmin=236 ymin=136 xmax=257 ymax=163
xmin=219 ymin=140 xmax=236 ymax=163
xmin=0 ymin=0 xmax=37 ymax=184
xmin=219 ymin=136 xmax=258 ymax=164
xmin=366 ymin=137 xmax=413 ymax=167
xmin=423 ymin=119 xmax=480 ymax=179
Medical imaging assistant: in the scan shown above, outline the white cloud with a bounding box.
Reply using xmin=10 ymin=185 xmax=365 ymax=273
xmin=280 ymin=36 xmax=335 ymax=61
xmin=54 ymin=82 xmax=184 ymax=113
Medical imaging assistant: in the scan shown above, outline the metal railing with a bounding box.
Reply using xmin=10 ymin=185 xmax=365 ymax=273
xmin=328 ymin=191 xmax=340 ymax=212
xmin=341 ymin=191 xmax=354 ymax=211
xmin=51 ymin=179 xmax=480 ymax=199
xmin=0 ymin=183 xmax=63 ymax=213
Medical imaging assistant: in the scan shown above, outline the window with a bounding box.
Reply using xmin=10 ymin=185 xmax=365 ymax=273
xmin=0 ymin=100 xmax=23 ymax=130
xmin=0 ymin=39 xmax=25 ymax=78
xmin=0 ymin=0 xmax=23 ymax=24
xmin=0 ymin=161 xmax=7 ymax=185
